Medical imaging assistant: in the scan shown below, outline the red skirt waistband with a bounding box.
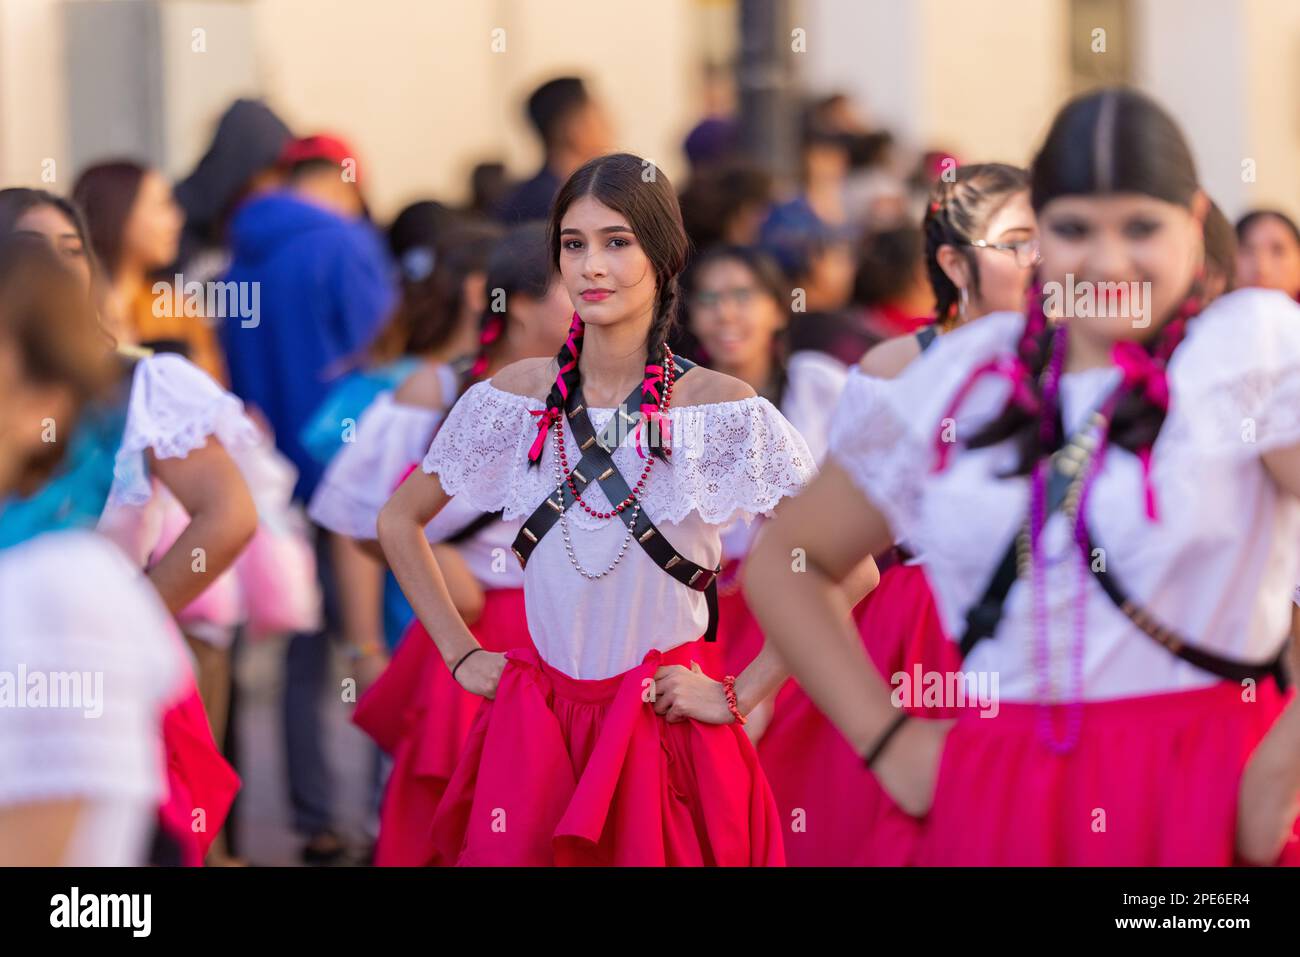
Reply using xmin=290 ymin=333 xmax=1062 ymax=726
xmin=524 ymin=639 xmax=713 ymax=706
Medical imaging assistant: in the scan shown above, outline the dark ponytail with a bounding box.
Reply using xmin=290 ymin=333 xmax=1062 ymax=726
xmin=368 ymin=217 xmax=501 ymax=366
xmin=922 ymin=163 xmax=1029 ymax=322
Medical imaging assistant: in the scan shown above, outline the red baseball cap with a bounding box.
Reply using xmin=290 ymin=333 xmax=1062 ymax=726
xmin=278 ymin=133 xmax=362 ymax=184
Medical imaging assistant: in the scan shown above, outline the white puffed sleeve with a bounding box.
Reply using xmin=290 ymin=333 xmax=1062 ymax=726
xmin=109 ymin=352 xmax=262 ymax=507
xmin=310 ymin=392 xmax=443 ymax=539
xmin=782 ymin=351 xmax=851 ymax=463
xmin=1164 ymin=288 xmax=1300 ymax=459
xmin=421 ymin=381 xmax=553 ymax=518
xmin=659 ymin=396 xmax=817 ymax=526
xmin=0 ymin=531 xmax=183 ymax=811
xmin=827 ymin=311 xmax=1022 ymax=542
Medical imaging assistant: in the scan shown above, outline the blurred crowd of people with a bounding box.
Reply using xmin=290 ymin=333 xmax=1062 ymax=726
xmin=4 ymin=67 xmax=1300 ymax=868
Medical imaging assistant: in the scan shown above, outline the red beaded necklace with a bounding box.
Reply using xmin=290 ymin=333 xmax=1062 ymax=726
xmin=552 ymin=345 xmax=675 ymax=520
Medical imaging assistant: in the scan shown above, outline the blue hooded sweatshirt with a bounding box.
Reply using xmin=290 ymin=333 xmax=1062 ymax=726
xmin=220 ymin=192 xmax=395 ymax=502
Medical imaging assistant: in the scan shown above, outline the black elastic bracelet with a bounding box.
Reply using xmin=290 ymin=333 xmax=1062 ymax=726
xmin=451 ymin=647 xmax=485 ymax=684
xmin=863 ymin=712 xmax=911 ymax=769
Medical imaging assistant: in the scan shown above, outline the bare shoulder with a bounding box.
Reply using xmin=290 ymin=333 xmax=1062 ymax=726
xmin=858 ymin=334 xmax=922 ymax=381
xmin=488 ymin=356 xmax=556 ymax=402
xmin=674 ymin=366 xmax=757 ymax=407
xmin=393 ymin=360 xmax=446 ymax=409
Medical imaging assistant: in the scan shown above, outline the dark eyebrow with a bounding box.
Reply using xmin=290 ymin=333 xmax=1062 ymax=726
xmin=560 ymin=225 xmax=634 ymax=235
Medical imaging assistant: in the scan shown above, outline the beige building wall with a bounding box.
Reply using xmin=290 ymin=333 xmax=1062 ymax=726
xmin=252 ymin=0 xmax=702 ymax=217
xmin=0 ymin=0 xmax=1296 ymax=222
xmin=802 ymin=0 xmax=1068 ymax=167
xmin=0 ymin=0 xmax=704 ymax=219
xmin=1132 ymin=0 xmax=1252 ymax=218
xmin=1240 ymin=0 xmax=1300 ymax=219
xmin=918 ymin=0 xmax=1069 ymax=168
xmin=0 ymin=0 xmax=68 ymax=189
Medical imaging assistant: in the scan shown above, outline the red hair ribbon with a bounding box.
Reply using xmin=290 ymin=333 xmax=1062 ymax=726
xmin=527 ymin=407 xmax=561 ymax=463
xmin=1112 ymin=341 xmax=1168 ymax=520
xmin=469 ymin=314 xmax=504 ymax=380
xmin=932 ymin=355 xmax=1037 ymax=472
xmin=635 ymin=362 xmax=669 ymax=458
xmin=555 ymin=312 xmax=584 ymax=402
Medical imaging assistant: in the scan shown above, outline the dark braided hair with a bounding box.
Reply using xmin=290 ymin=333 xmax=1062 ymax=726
xmin=922 ymin=163 xmax=1029 ymax=323
xmin=528 ymin=153 xmax=689 ymax=467
xmin=965 ymin=88 xmax=1202 ymax=477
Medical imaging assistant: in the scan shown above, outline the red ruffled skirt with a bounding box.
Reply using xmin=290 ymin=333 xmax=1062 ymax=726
xmin=158 ymin=682 xmax=241 ymax=865
xmin=353 ymin=587 xmax=531 ymax=867
xmin=757 ymin=563 xmax=959 ymax=866
xmin=917 ymin=677 xmax=1300 ymax=866
xmin=429 ymin=639 xmax=786 ymax=866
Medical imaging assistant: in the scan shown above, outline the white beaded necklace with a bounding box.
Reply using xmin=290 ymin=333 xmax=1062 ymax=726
xmin=549 ymin=351 xmax=674 ymax=580
xmin=551 ymin=419 xmax=641 ymax=580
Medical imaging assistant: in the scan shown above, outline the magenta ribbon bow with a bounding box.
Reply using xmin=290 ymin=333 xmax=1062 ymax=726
xmin=1113 ymin=341 xmax=1170 ymax=411
xmin=527 ymin=407 xmax=561 ymax=463
xmin=932 ymin=355 xmax=1037 ymax=472
xmin=635 ymin=363 xmax=670 ymax=458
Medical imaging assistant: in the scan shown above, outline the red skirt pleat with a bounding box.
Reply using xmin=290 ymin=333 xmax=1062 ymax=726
xmin=353 ymin=587 xmax=531 ymax=867
xmin=158 ymin=682 xmax=241 ymax=865
xmin=917 ymin=678 xmax=1300 ymax=866
xmin=429 ymin=640 xmax=786 ymax=866
xmin=758 ymin=563 xmax=958 ymax=866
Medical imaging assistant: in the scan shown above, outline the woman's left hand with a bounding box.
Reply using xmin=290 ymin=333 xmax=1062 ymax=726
xmin=652 ymin=662 xmax=734 ymax=725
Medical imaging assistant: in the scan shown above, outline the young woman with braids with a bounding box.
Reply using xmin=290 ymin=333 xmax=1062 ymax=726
xmin=380 ymin=153 xmax=873 ymax=866
xmin=316 ymin=222 xmax=571 ymax=865
xmin=747 ymin=88 xmax=1300 ymax=866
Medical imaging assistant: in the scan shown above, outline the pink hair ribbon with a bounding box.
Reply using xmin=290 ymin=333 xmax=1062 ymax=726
xmin=932 ymin=355 xmax=1038 ymax=472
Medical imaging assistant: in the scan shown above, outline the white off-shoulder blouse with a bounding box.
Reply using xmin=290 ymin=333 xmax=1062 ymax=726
xmin=422 ymin=379 xmax=816 ymax=678
xmin=96 ymin=353 xmax=263 ymax=567
xmin=309 ymin=390 xmax=445 ymax=541
xmin=828 ymin=287 xmax=1300 ymax=701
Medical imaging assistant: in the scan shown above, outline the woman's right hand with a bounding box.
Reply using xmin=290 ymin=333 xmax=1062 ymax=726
xmin=454 ymin=650 xmax=508 ymax=699
xmin=870 ymin=716 xmax=955 ymax=818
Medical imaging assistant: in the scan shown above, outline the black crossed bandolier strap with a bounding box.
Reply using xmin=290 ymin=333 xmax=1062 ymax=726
xmin=1082 ymin=529 xmax=1289 ymax=688
xmin=958 ymin=422 xmax=1291 ymax=689
xmin=443 ymin=509 xmax=503 ymax=545
xmin=512 ymin=354 xmax=724 ymax=642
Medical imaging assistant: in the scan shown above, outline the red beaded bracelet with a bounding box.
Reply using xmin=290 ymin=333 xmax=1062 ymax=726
xmin=723 ymin=675 xmax=745 ymax=725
